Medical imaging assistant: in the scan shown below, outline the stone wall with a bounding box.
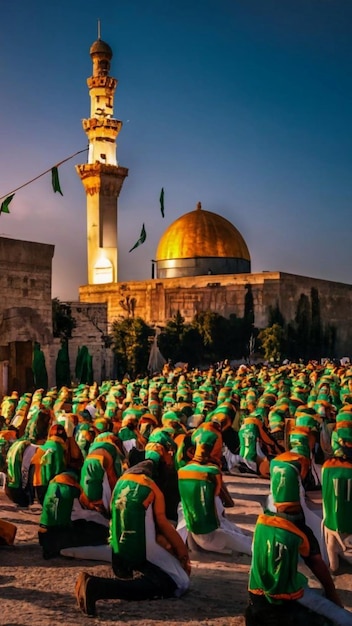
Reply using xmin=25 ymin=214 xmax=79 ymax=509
xmin=79 ymin=271 xmax=352 ymax=357
xmin=66 ymin=302 xmax=114 ymax=383
xmin=0 ymin=237 xmax=54 ymax=395
xmin=0 ymin=237 xmax=54 ymax=346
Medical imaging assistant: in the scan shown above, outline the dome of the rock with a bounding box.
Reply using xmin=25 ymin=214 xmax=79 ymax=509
xmin=155 ymin=202 xmax=251 ymax=279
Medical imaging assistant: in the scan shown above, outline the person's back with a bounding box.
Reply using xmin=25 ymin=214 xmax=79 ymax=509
xmin=248 ymin=510 xmax=309 ymax=604
xmin=270 ymin=450 xmax=309 ymax=511
xmin=74 ymin=457 xmax=190 ymax=617
xmin=110 ymin=461 xmax=160 ymax=569
xmin=246 ymin=431 xmax=352 ymax=626
xmin=322 ymin=456 xmax=352 ymax=534
xmin=178 ymin=460 xmax=220 ymax=535
xmin=80 ymin=433 xmax=122 ymax=513
xmin=6 ymin=439 xmax=37 ymax=506
xmin=239 ymin=417 xmax=259 ymax=462
xmin=322 ymin=426 xmax=352 ymax=573
xmin=75 ymin=422 xmax=95 ymax=459
xmin=40 ymin=471 xmax=81 ymax=529
xmin=30 ymin=427 xmax=67 ymax=503
xmin=39 ymin=470 xmax=81 ymax=558
xmin=177 ymin=431 xmax=252 ymax=556
xmin=38 ymin=470 xmax=109 ymax=559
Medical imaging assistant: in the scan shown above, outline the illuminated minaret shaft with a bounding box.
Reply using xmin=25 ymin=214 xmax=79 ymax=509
xmin=76 ymin=35 xmax=128 ymax=285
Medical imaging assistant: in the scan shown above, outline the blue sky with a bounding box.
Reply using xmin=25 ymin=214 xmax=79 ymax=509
xmin=1 ymin=0 xmax=351 ymax=300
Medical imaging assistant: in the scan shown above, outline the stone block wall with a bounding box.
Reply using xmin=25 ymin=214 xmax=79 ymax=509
xmin=65 ymin=302 xmax=114 ymax=383
xmin=0 ymin=237 xmax=54 ymax=395
xmin=79 ymin=271 xmax=352 ymax=357
xmin=0 ymin=237 xmax=54 ymax=346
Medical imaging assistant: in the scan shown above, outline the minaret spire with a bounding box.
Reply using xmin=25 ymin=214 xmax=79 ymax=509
xmin=76 ymin=36 xmax=128 ymax=285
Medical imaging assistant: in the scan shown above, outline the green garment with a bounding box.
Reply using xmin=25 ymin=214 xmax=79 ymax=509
xmin=110 ymin=471 xmax=156 ymax=566
xmin=32 ymin=439 xmax=66 ymax=486
xmin=239 ymin=421 xmax=258 ymax=461
xmin=0 ymin=436 xmax=15 ymax=472
xmin=118 ymin=426 xmax=137 ymax=442
xmin=6 ymin=440 xmax=33 ymax=488
xmin=174 ymin=433 xmax=194 ymax=471
xmin=23 ymin=407 xmax=41 ymax=442
xmin=249 ymin=512 xmax=309 ymax=604
xmin=74 ymin=423 xmax=94 ymax=458
xmin=270 ymin=456 xmax=301 ymax=505
xmin=80 ymin=457 xmax=105 ymax=502
xmin=178 ymin=461 xmax=220 ymax=535
xmin=322 ymin=457 xmax=352 ymax=533
xmin=40 ymin=472 xmax=81 ymax=527
xmin=268 ymin=411 xmax=285 ymax=433
xmin=80 ymin=441 xmax=122 ymax=502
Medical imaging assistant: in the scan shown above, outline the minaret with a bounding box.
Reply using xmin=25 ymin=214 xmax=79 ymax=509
xmin=76 ymin=33 xmax=128 ymax=285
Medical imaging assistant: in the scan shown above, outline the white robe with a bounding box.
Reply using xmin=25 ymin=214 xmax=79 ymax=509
xmin=176 ymin=496 xmax=252 ymax=556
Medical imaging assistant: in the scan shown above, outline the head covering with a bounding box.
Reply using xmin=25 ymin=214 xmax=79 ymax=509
xmin=161 ymin=410 xmax=186 ymax=434
xmin=79 ymin=409 xmax=94 ymax=423
xmin=334 ymin=426 xmax=352 ymax=459
xmin=192 ymin=428 xmax=218 ymax=463
xmin=93 ymin=431 xmax=120 ymax=448
xmin=289 ymin=426 xmax=310 ymax=458
xmin=145 ymin=428 xmax=176 ymax=464
xmin=48 ymin=423 xmax=67 ymax=441
xmin=209 ymin=402 xmax=234 ymax=430
xmin=295 ymin=406 xmax=321 ymax=431
xmin=148 ymin=428 xmax=176 ymax=450
xmin=94 ymin=417 xmax=111 ymax=433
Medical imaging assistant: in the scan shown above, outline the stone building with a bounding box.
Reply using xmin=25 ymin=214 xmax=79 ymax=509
xmin=0 ymin=237 xmax=54 ymax=394
xmin=75 ymin=35 xmax=352 ymax=363
xmin=79 ymin=270 xmax=352 ymax=358
xmin=0 ymin=236 xmax=111 ymax=395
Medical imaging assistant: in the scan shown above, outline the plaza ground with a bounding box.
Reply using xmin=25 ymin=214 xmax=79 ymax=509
xmin=1 ymin=474 xmax=352 ymax=626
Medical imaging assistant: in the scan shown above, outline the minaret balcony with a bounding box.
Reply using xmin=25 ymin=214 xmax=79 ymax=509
xmin=87 ymin=76 xmax=117 ymax=90
xmin=83 ymin=118 xmax=122 ymax=135
xmin=76 ymin=163 xmax=128 ymax=197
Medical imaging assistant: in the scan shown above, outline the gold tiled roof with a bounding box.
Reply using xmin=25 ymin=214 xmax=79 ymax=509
xmin=156 ymin=202 xmax=250 ymax=261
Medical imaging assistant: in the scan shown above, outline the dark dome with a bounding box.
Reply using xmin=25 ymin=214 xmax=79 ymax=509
xmin=90 ymin=39 xmax=113 ymax=59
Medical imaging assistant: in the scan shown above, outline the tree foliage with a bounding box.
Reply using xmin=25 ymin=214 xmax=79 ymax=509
xmin=259 ymin=290 xmax=336 ymax=362
xmin=55 ymin=339 xmax=71 ymax=388
xmin=258 ymin=324 xmax=285 ymax=362
xmin=157 ymin=311 xmax=187 ymax=365
xmin=268 ymin=303 xmax=285 ymax=327
xmin=52 ymin=298 xmax=76 ymax=342
xmin=75 ymin=345 xmax=94 ymax=385
xmin=105 ymin=287 xmax=337 ymax=376
xmin=156 ymin=309 xmax=259 ymax=367
xmin=32 ymin=341 xmax=48 ymax=391
xmin=111 ymin=317 xmax=153 ymax=378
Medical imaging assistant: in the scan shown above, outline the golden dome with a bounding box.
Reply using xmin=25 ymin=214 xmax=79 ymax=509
xmin=156 ymin=202 xmax=250 ymax=262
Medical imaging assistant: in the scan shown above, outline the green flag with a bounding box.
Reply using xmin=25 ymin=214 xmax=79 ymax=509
xmin=0 ymin=193 xmax=14 ymax=214
xmin=51 ymin=166 xmax=63 ymax=196
xmin=129 ymin=223 xmax=146 ymax=252
xmin=160 ymin=187 xmax=165 ymax=218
